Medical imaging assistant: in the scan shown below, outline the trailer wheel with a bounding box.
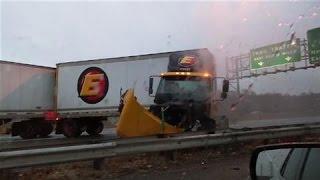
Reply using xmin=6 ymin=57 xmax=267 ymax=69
xmin=19 ymin=122 xmax=37 ymax=139
xmin=86 ymin=121 xmax=103 ymax=136
xmin=63 ymin=120 xmax=81 ymax=138
xmin=38 ymin=122 xmax=53 ymax=138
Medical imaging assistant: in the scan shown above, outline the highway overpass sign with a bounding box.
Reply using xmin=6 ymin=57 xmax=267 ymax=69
xmin=250 ymin=39 xmax=301 ymax=70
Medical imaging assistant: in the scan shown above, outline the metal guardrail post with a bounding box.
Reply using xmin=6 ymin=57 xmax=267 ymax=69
xmin=93 ymin=158 xmax=105 ymax=170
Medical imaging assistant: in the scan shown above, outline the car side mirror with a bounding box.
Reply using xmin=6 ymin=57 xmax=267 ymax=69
xmin=149 ymin=77 xmax=154 ymax=96
xmin=250 ymin=143 xmax=320 ymax=180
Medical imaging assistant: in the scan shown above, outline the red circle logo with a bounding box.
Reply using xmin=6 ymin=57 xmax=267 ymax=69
xmin=77 ymin=67 xmax=109 ymax=104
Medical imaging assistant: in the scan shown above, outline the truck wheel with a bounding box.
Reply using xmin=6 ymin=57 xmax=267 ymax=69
xmin=63 ymin=120 xmax=81 ymax=138
xmin=199 ymin=117 xmax=216 ymax=134
xmin=38 ymin=122 xmax=53 ymax=138
xmin=86 ymin=121 xmax=103 ymax=136
xmin=19 ymin=122 xmax=37 ymax=139
xmin=207 ymin=119 xmax=216 ymax=134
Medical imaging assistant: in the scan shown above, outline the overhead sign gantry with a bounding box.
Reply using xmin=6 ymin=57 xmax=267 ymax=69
xmin=226 ymin=27 xmax=320 ymax=94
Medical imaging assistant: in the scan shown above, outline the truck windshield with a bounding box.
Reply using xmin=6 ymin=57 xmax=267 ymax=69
xmin=155 ymin=76 xmax=211 ymax=103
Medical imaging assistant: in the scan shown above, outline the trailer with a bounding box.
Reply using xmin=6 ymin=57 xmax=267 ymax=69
xmin=56 ymin=50 xmax=173 ymax=137
xmin=0 ymin=61 xmax=56 ymax=138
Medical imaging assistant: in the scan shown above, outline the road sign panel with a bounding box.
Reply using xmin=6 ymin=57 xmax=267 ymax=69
xmin=250 ymin=39 xmax=301 ymax=70
xmin=307 ymin=27 xmax=320 ymax=64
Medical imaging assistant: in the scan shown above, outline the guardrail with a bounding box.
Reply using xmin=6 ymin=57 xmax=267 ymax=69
xmin=1 ymin=123 xmax=320 ymax=169
xmin=0 ymin=134 xmax=117 ymax=152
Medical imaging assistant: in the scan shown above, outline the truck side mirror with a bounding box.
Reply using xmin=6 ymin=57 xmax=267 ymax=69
xmin=149 ymin=77 xmax=154 ymax=95
xmin=222 ymin=80 xmax=229 ymax=92
xmin=221 ymin=80 xmax=229 ymax=99
xmin=221 ymin=92 xmax=227 ymax=99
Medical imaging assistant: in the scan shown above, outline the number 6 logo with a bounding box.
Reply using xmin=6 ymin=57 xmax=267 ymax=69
xmin=77 ymin=67 xmax=109 ymax=104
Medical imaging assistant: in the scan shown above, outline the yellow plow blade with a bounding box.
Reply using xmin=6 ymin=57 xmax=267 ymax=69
xmin=116 ymin=89 xmax=183 ymax=138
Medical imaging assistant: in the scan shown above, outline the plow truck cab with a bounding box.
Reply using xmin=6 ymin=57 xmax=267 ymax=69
xmin=117 ymin=49 xmax=229 ymax=137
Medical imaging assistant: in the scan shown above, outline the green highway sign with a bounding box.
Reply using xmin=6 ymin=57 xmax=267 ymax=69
xmin=307 ymin=27 xmax=320 ymax=64
xmin=250 ymin=39 xmax=301 ymax=70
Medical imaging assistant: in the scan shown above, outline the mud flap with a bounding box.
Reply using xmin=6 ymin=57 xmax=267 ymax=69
xmin=116 ymin=89 xmax=182 ymax=138
xmin=0 ymin=124 xmax=7 ymax=134
xmin=0 ymin=120 xmax=11 ymax=135
xmin=11 ymin=122 xmax=21 ymax=136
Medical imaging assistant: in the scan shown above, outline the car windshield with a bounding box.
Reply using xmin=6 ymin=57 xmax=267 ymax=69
xmin=1 ymin=1 xmax=320 ymax=180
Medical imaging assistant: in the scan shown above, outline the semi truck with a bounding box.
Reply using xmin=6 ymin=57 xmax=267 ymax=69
xmin=56 ymin=48 xmax=228 ymax=137
xmin=0 ymin=61 xmax=56 ymax=138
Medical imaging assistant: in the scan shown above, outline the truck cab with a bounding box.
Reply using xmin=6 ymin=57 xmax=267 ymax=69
xmin=116 ymin=48 xmax=229 ymax=138
xmin=148 ymin=49 xmax=227 ymax=132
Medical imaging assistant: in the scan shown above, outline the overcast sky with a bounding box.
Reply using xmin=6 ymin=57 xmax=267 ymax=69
xmin=1 ymin=1 xmax=320 ymax=95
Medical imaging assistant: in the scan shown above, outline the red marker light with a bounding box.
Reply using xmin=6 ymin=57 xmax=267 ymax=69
xmin=44 ymin=111 xmax=59 ymax=121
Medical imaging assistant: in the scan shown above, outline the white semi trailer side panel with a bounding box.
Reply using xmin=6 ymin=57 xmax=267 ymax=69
xmin=0 ymin=61 xmax=55 ymax=119
xmin=57 ymin=53 xmax=170 ymax=116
